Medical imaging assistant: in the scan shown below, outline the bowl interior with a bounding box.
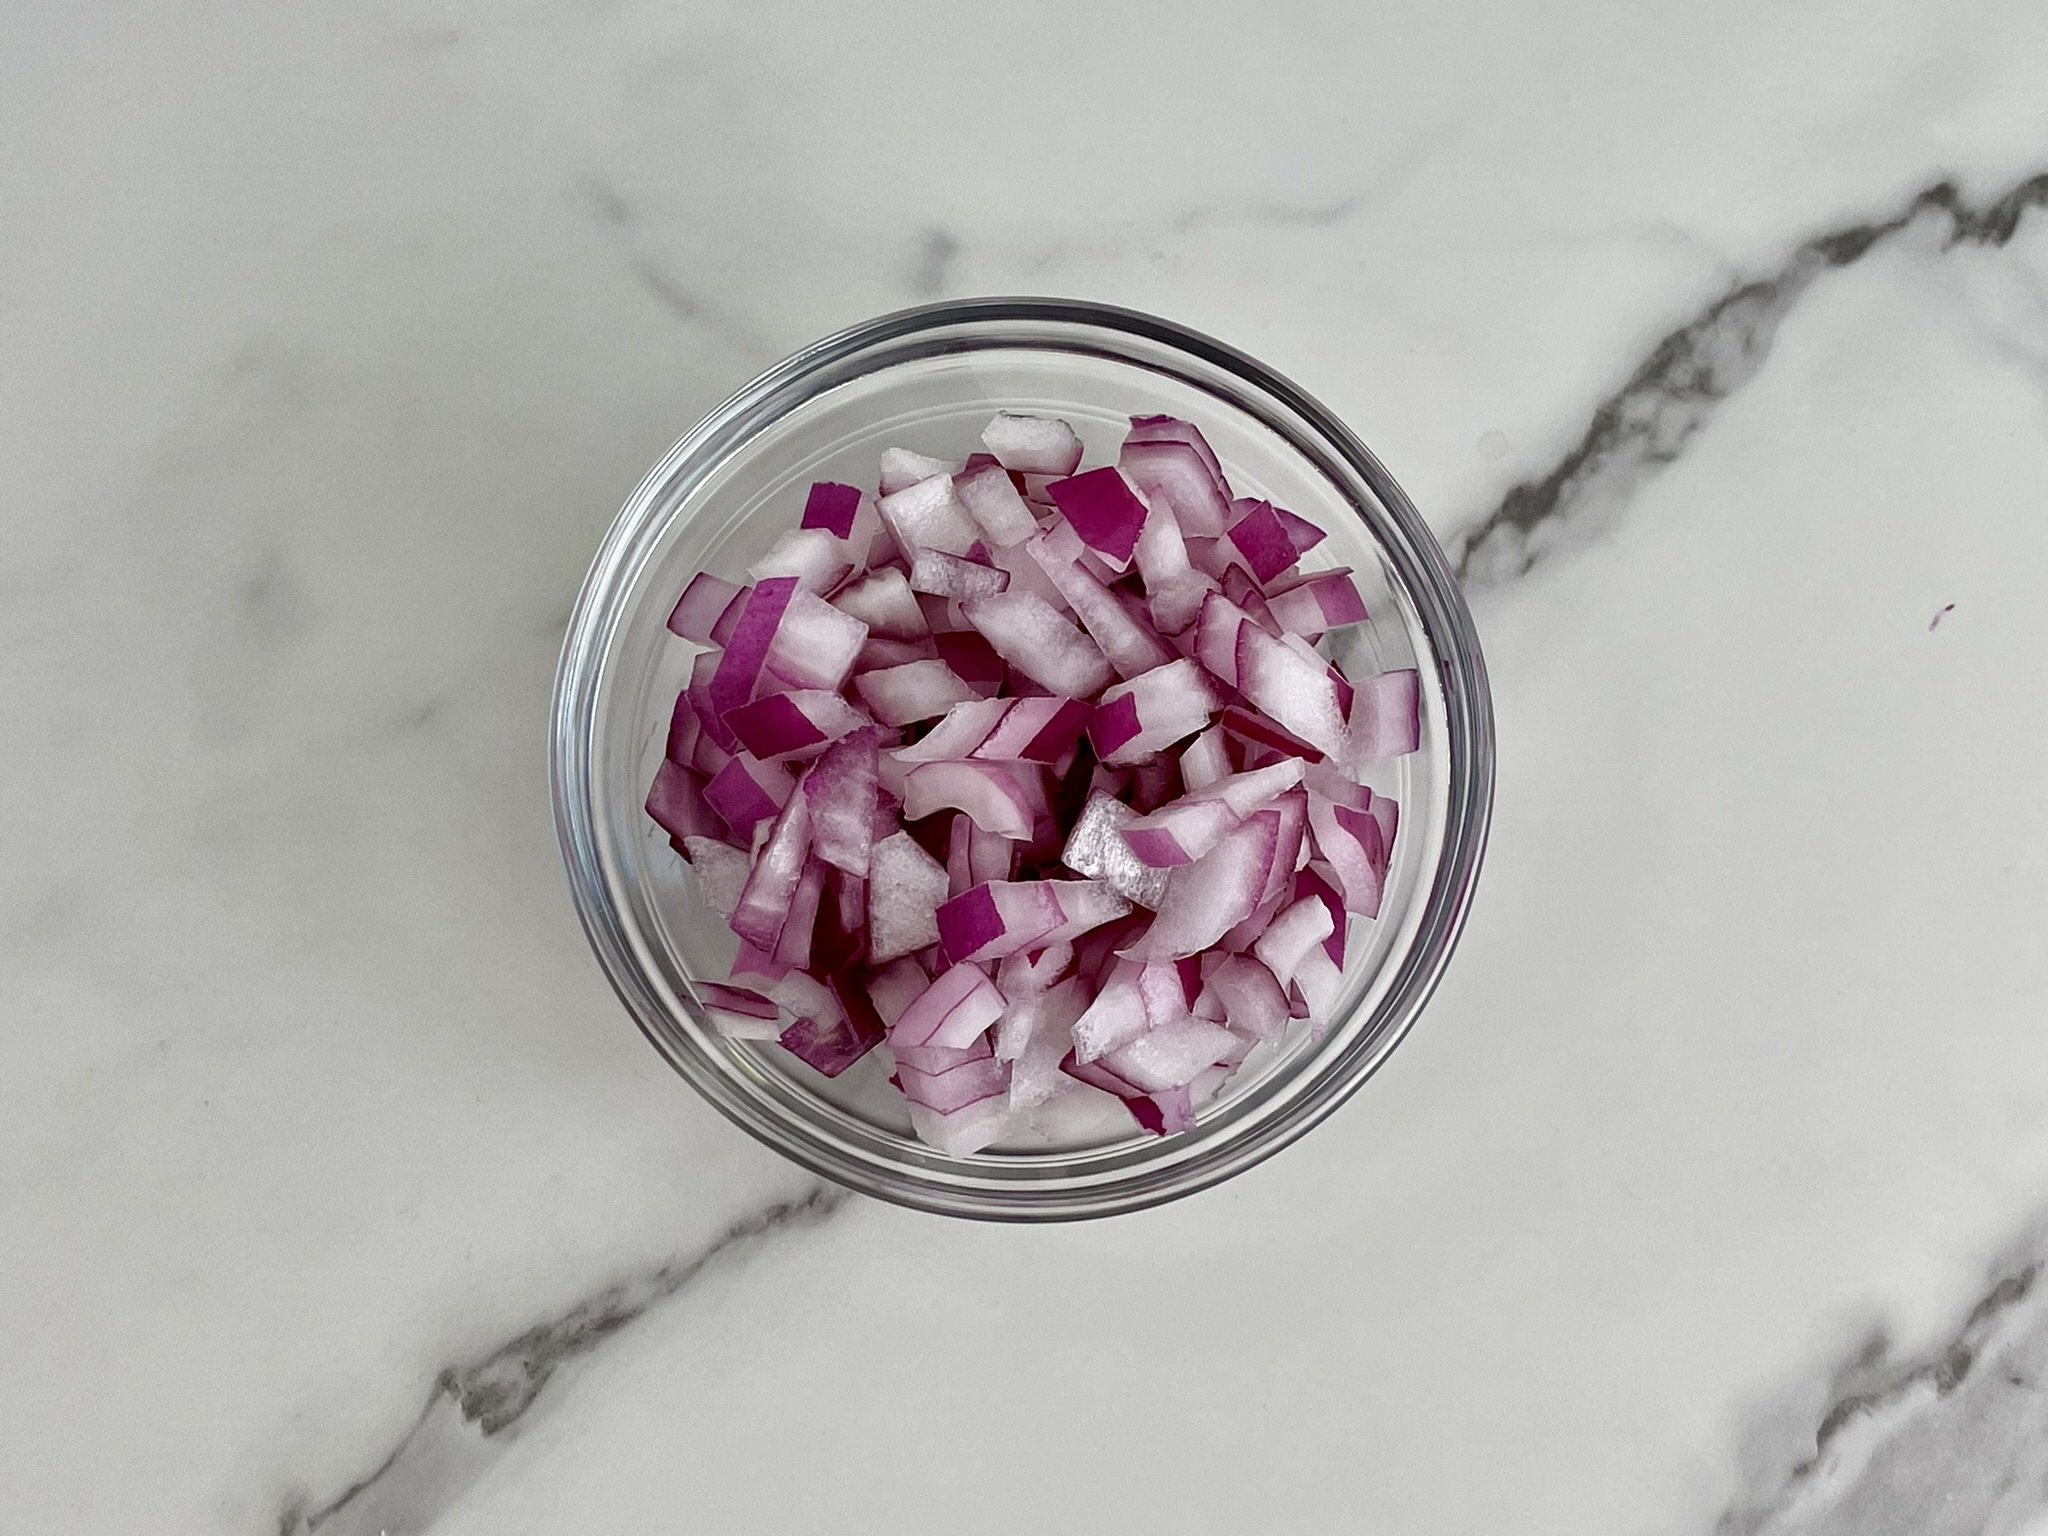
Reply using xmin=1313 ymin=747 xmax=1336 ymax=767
xmin=560 ymin=308 xmax=1481 ymax=1215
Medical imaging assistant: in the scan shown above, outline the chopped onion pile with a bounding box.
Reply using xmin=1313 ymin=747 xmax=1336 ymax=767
xmin=646 ymin=411 xmax=1419 ymax=1155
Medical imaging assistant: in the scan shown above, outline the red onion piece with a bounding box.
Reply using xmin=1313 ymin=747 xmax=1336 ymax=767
xmin=855 ymin=659 xmax=976 ymax=727
xmin=800 ymin=481 xmax=862 ymax=538
xmin=937 ymin=880 xmax=1064 ymax=964
xmin=1024 ymin=524 xmax=1175 ymax=679
xmin=681 ymin=836 xmax=751 ymax=916
xmin=1344 ymin=668 xmax=1423 ymax=765
xmin=910 ymin=550 xmax=1010 ymax=600
xmin=933 ymin=631 xmax=1006 ymax=697
xmin=878 ymin=473 xmax=981 ymax=557
xmin=724 ymin=689 xmax=870 ymax=762
xmin=1120 ymin=808 xmax=1281 ymax=961
xmin=748 ymin=527 xmax=855 ymax=594
xmin=1252 ymin=894 xmax=1336 ymax=992
xmin=891 ymin=961 xmax=1007 ymax=1050
xmin=700 ymin=982 xmax=782 ymax=1040
xmin=893 ymin=697 xmax=1013 ymax=762
xmin=1202 ymin=955 xmax=1290 ymax=1041
xmin=1307 ymin=791 xmax=1389 ymax=919
xmin=1267 ymin=567 xmax=1368 ymax=636
xmin=879 ymin=447 xmax=956 ymax=496
xmin=897 ymin=1054 xmax=1011 ymax=1114
xmin=778 ymin=1001 xmax=883 ymax=1077
xmin=1089 ymin=658 xmax=1222 ymax=767
xmin=763 ymin=588 xmax=868 ymax=694
xmin=702 ymin=753 xmax=795 ymax=842
xmin=645 ymin=759 xmax=721 ymax=843
xmin=1103 ymin=1018 xmax=1238 ymax=1092
xmin=902 ymin=760 xmax=1042 ymax=839
xmin=1060 ymin=792 xmax=1169 ymax=909
xmin=1234 ymin=619 xmax=1346 ymax=757
xmin=971 ymin=696 xmax=1092 ymax=764
xmin=772 ymin=855 xmax=827 ymax=969
xmin=833 ymin=567 xmax=928 ymax=639
xmin=729 ymin=791 xmax=811 ymax=952
xmin=1224 ymin=497 xmax=1326 ymax=584
xmin=1004 ymin=977 xmax=1089 ymax=1109
xmin=867 ymin=830 xmax=949 ymax=963
xmin=954 ymin=462 xmax=1042 ymax=547
xmin=1046 ymin=466 xmax=1149 ymax=571
xmin=962 ymin=592 xmax=1114 ymax=698
xmin=982 ymin=412 xmax=1084 ymax=476
xmin=803 ymin=726 xmax=879 ymax=877
xmin=1070 ymin=959 xmax=1148 ymax=1061
xmin=709 ymin=576 xmax=800 ymax=722
xmin=667 ymin=572 xmax=746 ymax=643
xmin=1119 ymin=427 xmax=1233 ymax=538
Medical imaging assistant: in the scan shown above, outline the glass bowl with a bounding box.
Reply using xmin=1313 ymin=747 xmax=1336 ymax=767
xmin=551 ymin=298 xmax=1493 ymax=1220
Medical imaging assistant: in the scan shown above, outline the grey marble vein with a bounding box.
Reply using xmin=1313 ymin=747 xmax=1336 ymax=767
xmin=276 ymin=1183 xmax=849 ymax=1536
xmin=1717 ymin=1247 xmax=2048 ymax=1535
xmin=909 ymin=227 xmax=961 ymax=298
xmin=570 ymin=173 xmax=775 ymax=356
xmin=1455 ymin=170 xmax=2048 ymax=586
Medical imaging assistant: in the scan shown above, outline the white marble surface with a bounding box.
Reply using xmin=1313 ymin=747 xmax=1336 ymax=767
xmin=8 ymin=2 xmax=2048 ymax=1532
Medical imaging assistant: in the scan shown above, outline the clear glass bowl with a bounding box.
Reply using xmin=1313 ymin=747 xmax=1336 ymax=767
xmin=551 ymin=298 xmax=1494 ymax=1220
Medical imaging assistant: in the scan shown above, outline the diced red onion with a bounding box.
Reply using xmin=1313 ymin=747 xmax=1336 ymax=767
xmin=1045 ymin=466 xmax=1150 ymax=571
xmin=771 ymin=855 xmax=827 ymax=969
xmin=702 ymin=753 xmax=795 ymax=842
xmin=699 ymin=982 xmax=782 ymax=1040
xmin=833 ymin=567 xmax=928 ymax=639
xmin=1060 ymin=792 xmax=1169 ymax=909
xmin=937 ymin=879 xmax=1065 ymax=964
xmin=954 ymin=463 xmax=1042 ymax=547
xmin=962 ymin=592 xmax=1114 ymax=698
xmin=667 ymin=572 xmax=746 ymax=643
xmin=877 ymin=473 xmax=982 ymax=557
xmin=933 ymin=630 xmax=1007 ymax=697
xmin=867 ymin=830 xmax=948 ymax=963
xmin=724 ymin=689 xmax=870 ymax=762
xmin=729 ymin=790 xmax=811 ymax=952
xmin=1267 ymin=567 xmax=1368 ymax=635
xmin=645 ymin=759 xmax=721 ymax=843
xmin=890 ymin=961 xmax=1007 ymax=1050
xmin=800 ymin=481 xmax=863 ymax=538
xmin=1224 ymin=497 xmax=1326 ymax=584
xmin=1103 ymin=1018 xmax=1238 ymax=1092
xmin=878 ymin=447 xmax=956 ymax=496
xmin=971 ymin=696 xmax=1092 ymax=764
xmin=802 ymin=727 xmax=879 ymax=877
xmin=1120 ymin=422 xmax=1233 ymax=537
xmin=1252 ymin=894 xmax=1336 ymax=992
xmin=1120 ymin=808 xmax=1281 ymax=961
xmin=902 ymin=760 xmax=1042 ymax=839
xmin=893 ymin=696 xmax=1012 ymax=762
xmin=709 ymin=576 xmax=800 ymax=721
xmin=763 ymin=588 xmax=869 ymax=694
xmin=981 ymin=412 xmax=1084 ymax=476
xmin=896 ymin=1053 xmax=1011 ymax=1114
xmin=778 ymin=1001 xmax=883 ymax=1077
xmin=910 ymin=550 xmax=1010 ymax=600
xmin=1070 ymin=959 xmax=1148 ymax=1061
xmin=856 ymin=659 xmax=976 ymax=727
xmin=748 ymin=527 xmax=855 ymax=594
xmin=682 ymin=836 xmax=751 ymax=916
xmin=1089 ymin=658 xmax=1221 ymax=767
xmin=1024 ymin=524 xmax=1175 ymax=679
xmin=1344 ymin=668 xmax=1423 ymax=766
xmin=1201 ymin=955 xmax=1290 ymax=1041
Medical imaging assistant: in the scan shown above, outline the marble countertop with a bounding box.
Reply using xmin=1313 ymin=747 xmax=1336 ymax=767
xmin=9 ymin=2 xmax=2048 ymax=1532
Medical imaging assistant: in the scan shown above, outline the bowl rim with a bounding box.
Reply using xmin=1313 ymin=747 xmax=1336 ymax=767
xmin=551 ymin=296 xmax=1495 ymax=1220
